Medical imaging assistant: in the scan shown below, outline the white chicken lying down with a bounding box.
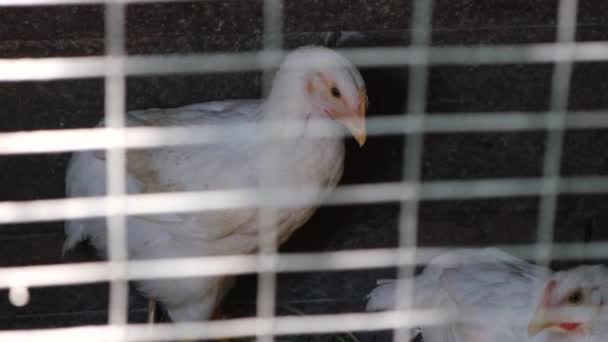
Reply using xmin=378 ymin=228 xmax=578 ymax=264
xmin=64 ymin=46 xmax=368 ymax=323
xmin=366 ymin=248 xmax=608 ymax=342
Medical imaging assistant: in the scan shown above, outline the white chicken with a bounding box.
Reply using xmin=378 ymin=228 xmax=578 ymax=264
xmin=64 ymin=46 xmax=368 ymax=323
xmin=366 ymin=248 xmax=608 ymax=342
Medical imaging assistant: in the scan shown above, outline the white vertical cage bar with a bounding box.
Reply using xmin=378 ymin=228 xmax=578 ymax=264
xmin=104 ymin=0 xmax=129 ymax=335
xmin=394 ymin=1 xmax=434 ymax=342
xmin=535 ymin=0 xmax=579 ymax=267
xmin=256 ymin=1 xmax=283 ymax=342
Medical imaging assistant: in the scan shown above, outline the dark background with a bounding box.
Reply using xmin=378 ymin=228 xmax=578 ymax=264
xmin=1 ymin=0 xmax=608 ymax=341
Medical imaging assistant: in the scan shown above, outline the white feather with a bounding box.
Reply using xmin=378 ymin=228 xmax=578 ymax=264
xmin=365 ymin=248 xmax=608 ymax=342
xmin=65 ymin=46 xmax=365 ymax=322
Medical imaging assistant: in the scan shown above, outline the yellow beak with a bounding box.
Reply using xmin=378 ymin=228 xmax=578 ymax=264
xmin=328 ymin=90 xmax=367 ymax=147
xmin=528 ymin=309 xmax=553 ymax=337
xmin=344 ymin=90 xmax=367 ymax=146
xmin=343 ymin=116 xmax=366 ymax=147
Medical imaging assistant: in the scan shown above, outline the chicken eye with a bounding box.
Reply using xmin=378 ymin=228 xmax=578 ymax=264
xmin=330 ymin=86 xmax=341 ymax=98
xmin=567 ymin=290 xmax=584 ymax=304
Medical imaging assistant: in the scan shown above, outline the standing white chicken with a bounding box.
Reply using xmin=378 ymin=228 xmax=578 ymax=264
xmin=64 ymin=46 xmax=368 ymax=323
xmin=366 ymin=248 xmax=608 ymax=342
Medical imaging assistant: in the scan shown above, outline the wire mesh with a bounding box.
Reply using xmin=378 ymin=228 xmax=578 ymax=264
xmin=104 ymin=0 xmax=129 ymax=334
xmin=0 ymin=0 xmax=606 ymax=341
xmin=393 ymin=1 xmax=433 ymax=342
